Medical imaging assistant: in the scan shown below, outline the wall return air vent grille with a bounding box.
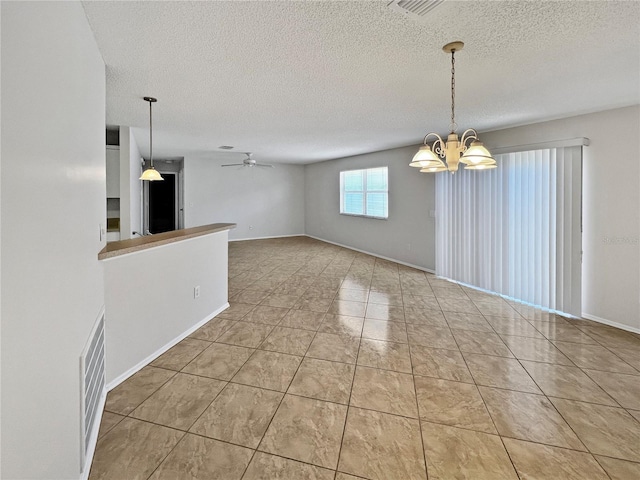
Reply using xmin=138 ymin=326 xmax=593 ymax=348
xmin=388 ymin=0 xmax=445 ymax=20
xmin=80 ymin=312 xmax=106 ymax=471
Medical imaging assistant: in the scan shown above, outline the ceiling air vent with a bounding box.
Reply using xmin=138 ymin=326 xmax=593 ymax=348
xmin=388 ymin=0 xmax=445 ymax=20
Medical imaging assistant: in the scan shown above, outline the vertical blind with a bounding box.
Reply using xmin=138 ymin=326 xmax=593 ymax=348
xmin=435 ymin=146 xmax=582 ymax=316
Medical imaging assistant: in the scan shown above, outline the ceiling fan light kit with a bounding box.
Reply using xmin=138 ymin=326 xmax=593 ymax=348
xmin=139 ymin=96 xmax=164 ymax=181
xmin=411 ymin=41 xmax=497 ymax=174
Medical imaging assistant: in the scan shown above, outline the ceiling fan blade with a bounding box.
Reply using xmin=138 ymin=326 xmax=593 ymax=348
xmin=255 ymin=163 xmax=274 ymax=168
xmin=221 ymin=163 xmax=244 ymax=167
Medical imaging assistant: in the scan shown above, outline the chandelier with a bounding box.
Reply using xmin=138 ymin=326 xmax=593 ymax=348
xmin=410 ymin=41 xmax=496 ymax=174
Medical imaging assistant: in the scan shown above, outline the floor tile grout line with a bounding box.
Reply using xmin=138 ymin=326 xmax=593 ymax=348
xmin=243 ymin=285 xmax=332 ymax=476
xmin=595 ymin=341 xmax=640 ymax=374
xmin=334 ymin=288 xmax=365 ymax=479
xmin=106 ymin=366 xmax=179 ymax=418
xmin=142 ymin=427 xmax=188 ymax=480
xmin=502 ymin=334 xmax=626 ymax=410
xmin=120 ymin=404 xmax=636 ymax=466
xmin=591 ymin=456 xmax=616 ymax=480
xmin=152 ymin=427 xmax=341 ymax=477
xmin=107 ymin=377 xmax=632 ymax=443
xmin=403 ymin=279 xmax=431 ymax=480
xmin=449 ymin=324 xmax=522 ymax=479
xmin=179 ymin=304 xmax=299 ymax=473
xmin=490 ymin=352 xmax=593 ymax=455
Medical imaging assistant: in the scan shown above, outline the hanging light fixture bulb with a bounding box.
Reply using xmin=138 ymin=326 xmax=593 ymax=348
xmin=139 ymin=96 xmax=164 ymax=181
xmin=410 ymin=42 xmax=497 ymax=174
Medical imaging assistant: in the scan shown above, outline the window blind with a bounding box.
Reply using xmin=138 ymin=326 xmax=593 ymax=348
xmin=340 ymin=167 xmax=388 ymax=218
xmin=435 ymin=146 xmax=582 ymax=316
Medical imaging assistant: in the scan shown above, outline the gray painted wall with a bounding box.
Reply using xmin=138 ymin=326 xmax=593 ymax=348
xmin=184 ymin=155 xmax=305 ymax=241
xmin=481 ymin=106 xmax=640 ymax=331
xmin=304 ymin=145 xmax=436 ymax=270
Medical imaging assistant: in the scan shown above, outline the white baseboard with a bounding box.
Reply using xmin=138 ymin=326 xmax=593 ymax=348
xmin=581 ymin=313 xmax=640 ymax=334
xmin=105 ymin=302 xmax=229 ymax=391
xmin=229 ymin=233 xmax=305 ymax=242
xmin=305 ymin=234 xmax=435 ymax=274
xmin=81 ymin=390 xmax=107 ymax=480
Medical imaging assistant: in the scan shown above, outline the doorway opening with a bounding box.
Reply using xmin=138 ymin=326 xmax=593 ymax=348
xmin=143 ymin=158 xmax=184 ymax=234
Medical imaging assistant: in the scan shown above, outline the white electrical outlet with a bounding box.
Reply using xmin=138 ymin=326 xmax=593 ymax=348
xmin=194 ymin=286 xmax=200 ymax=298
xmin=249 ymin=225 xmax=253 ymax=230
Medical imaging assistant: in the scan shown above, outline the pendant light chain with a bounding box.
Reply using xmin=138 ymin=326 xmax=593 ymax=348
xmin=450 ymin=49 xmax=456 ymax=133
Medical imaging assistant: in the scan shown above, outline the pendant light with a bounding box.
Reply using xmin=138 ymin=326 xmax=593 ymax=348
xmin=410 ymin=42 xmax=497 ymax=174
xmin=139 ymin=96 xmax=164 ymax=181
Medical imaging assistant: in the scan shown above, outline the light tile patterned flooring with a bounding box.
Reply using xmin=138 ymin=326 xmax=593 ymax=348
xmin=90 ymin=236 xmax=640 ymax=480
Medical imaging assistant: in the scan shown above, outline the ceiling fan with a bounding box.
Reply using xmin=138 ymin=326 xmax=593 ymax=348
xmin=221 ymin=152 xmax=274 ymax=168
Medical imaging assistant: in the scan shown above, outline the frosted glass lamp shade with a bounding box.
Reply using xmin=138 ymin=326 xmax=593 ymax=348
xmin=464 ymin=163 xmax=497 ymax=170
xmin=410 ymin=145 xmax=441 ymax=167
xmin=420 ymin=164 xmax=447 ymax=173
xmin=139 ymin=167 xmax=164 ymax=181
xmin=460 ymin=141 xmax=496 ymax=165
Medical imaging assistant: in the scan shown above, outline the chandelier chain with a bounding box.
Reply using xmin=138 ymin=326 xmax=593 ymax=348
xmin=450 ymin=49 xmax=456 ymax=133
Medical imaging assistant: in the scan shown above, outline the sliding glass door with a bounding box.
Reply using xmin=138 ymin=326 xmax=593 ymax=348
xmin=435 ymin=146 xmax=582 ymax=316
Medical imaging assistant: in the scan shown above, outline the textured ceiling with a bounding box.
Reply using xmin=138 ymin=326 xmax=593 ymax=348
xmin=82 ymin=1 xmax=640 ymax=164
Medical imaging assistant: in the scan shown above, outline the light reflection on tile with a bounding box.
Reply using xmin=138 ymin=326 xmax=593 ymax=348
xmin=479 ymin=387 xmax=586 ymax=450
xmin=464 ymin=353 xmax=541 ymax=394
xmin=318 ymin=314 xmax=364 ymax=338
xmin=521 ymin=361 xmax=617 ymax=406
xmin=358 ymin=338 xmax=412 ymax=373
xmin=410 ymin=345 xmax=473 ymax=383
xmin=362 ymin=318 xmax=408 ymax=343
xmin=553 ymin=341 xmax=637 ymax=374
xmin=415 ymin=376 xmax=496 ymax=434
xmin=328 ymin=300 xmax=367 ymax=317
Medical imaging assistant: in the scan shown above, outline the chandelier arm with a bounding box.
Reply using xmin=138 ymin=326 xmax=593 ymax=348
xmin=423 ymin=132 xmax=444 ymax=145
xmin=459 ymin=128 xmax=479 ymax=149
xmin=423 ymin=132 xmax=446 ymax=158
xmin=432 ymin=138 xmax=445 ymax=158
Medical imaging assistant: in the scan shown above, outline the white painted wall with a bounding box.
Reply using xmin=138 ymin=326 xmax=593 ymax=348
xmin=103 ymin=231 xmax=229 ymax=385
xmin=184 ymin=155 xmax=305 ymax=240
xmin=480 ymin=106 xmax=640 ymax=331
xmin=304 ymin=145 xmax=436 ymax=270
xmin=1 ymin=2 xmax=106 ymax=478
xmin=119 ymin=126 xmax=143 ymax=239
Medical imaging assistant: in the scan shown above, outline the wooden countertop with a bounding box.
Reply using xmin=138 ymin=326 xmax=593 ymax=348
xmin=98 ymin=223 xmax=236 ymax=260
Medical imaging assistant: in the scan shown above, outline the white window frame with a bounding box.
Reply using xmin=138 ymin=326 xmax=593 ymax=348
xmin=339 ymin=166 xmax=388 ymax=220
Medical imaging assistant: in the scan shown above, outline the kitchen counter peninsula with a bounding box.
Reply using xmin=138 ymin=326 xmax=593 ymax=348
xmin=98 ymin=222 xmax=236 ymax=260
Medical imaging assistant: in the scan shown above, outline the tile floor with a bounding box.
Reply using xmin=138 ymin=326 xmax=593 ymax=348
xmin=90 ymin=236 xmax=640 ymax=480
